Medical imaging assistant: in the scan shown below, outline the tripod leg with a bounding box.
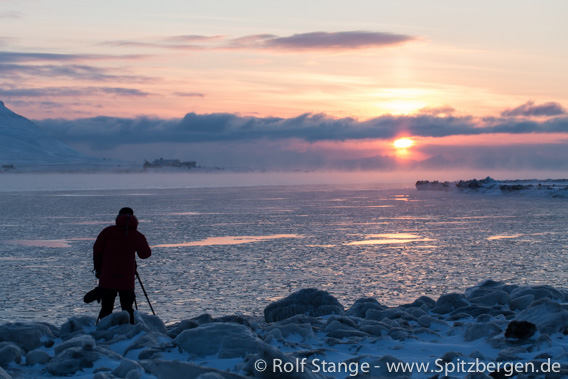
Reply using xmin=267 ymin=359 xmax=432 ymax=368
xmin=135 ymin=271 xmax=156 ymax=316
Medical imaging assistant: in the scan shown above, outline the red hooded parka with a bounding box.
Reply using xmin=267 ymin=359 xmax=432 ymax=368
xmin=93 ymin=214 xmax=151 ymax=290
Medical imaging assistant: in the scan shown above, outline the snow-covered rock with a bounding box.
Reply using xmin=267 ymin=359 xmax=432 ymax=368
xmin=514 ymin=298 xmax=568 ymax=335
xmin=504 ymin=320 xmax=537 ymax=339
xmin=46 ymin=345 xmax=123 ymax=376
xmin=174 ymin=322 xmax=265 ymax=359
xmin=25 ymin=349 xmax=51 ymax=366
xmin=263 ymin=288 xmax=344 ymax=322
xmin=0 ymin=343 xmax=22 ymax=368
xmin=2 ymin=280 xmax=568 ymax=378
xmin=53 ymin=334 xmax=95 ymax=355
xmin=0 ymin=322 xmax=57 ymax=352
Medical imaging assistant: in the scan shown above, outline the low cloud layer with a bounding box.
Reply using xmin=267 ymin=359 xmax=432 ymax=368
xmin=37 ymin=103 xmax=568 ymax=149
xmin=31 ymin=101 xmax=568 ymax=171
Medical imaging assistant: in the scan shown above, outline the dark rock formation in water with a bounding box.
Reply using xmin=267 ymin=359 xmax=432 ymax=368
xmin=416 ymin=176 xmax=568 ymax=197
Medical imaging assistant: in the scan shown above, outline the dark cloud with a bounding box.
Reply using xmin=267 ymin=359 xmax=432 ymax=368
xmin=0 ymin=51 xmax=102 ymax=63
xmin=0 ymin=86 xmax=151 ymax=98
xmin=0 ymin=51 xmax=146 ymax=63
xmin=35 ymin=110 xmax=568 ymax=151
xmin=105 ymin=30 xmax=416 ymax=52
xmin=260 ymin=31 xmax=416 ymax=51
xmin=501 ymin=100 xmax=567 ymax=117
xmin=224 ymin=31 xmax=416 ymax=51
xmin=0 ymin=51 xmax=154 ymax=86
xmin=0 ymin=62 xmax=147 ymax=82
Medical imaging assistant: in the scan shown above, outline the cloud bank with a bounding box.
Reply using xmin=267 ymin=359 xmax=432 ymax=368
xmin=31 ymin=100 xmax=568 ymax=171
xmin=37 ymin=104 xmax=568 ymax=148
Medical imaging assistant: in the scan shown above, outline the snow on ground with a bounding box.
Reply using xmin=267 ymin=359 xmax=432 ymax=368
xmin=416 ymin=177 xmax=568 ymax=198
xmin=2 ymin=280 xmax=568 ymax=378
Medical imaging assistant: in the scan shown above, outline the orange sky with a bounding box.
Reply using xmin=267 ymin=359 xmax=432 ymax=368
xmin=1 ymin=0 xmax=568 ymax=171
xmin=1 ymin=1 xmax=566 ymax=120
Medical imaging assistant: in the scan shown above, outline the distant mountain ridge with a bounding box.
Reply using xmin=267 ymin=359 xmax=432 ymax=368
xmin=0 ymin=101 xmax=131 ymax=171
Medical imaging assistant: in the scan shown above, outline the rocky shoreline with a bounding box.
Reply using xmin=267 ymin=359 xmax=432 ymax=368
xmin=416 ymin=177 xmax=568 ymax=198
xmin=2 ymin=280 xmax=568 ymax=378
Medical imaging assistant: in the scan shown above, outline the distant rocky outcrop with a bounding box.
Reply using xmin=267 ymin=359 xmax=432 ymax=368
xmin=417 ymin=176 xmax=568 ymax=198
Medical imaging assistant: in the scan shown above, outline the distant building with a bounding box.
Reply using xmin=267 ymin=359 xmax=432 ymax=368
xmin=143 ymin=158 xmax=197 ymax=169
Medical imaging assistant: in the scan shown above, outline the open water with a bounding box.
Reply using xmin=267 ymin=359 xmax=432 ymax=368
xmin=1 ymin=173 xmax=567 ymax=325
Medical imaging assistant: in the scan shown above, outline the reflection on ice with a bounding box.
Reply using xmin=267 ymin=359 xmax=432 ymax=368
xmin=2 ymin=239 xmax=72 ymax=248
xmin=487 ymin=234 xmax=524 ymax=240
xmin=347 ymin=233 xmax=435 ymax=245
xmin=153 ymin=234 xmax=301 ymax=247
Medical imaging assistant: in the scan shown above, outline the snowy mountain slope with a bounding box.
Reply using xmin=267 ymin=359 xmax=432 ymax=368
xmin=0 ymin=101 xmax=133 ymax=171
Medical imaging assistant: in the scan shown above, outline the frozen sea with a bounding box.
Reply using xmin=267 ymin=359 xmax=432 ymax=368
xmin=1 ymin=172 xmax=567 ymax=327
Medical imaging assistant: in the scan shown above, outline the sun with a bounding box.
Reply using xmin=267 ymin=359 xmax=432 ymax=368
xmin=393 ymin=138 xmax=414 ymax=149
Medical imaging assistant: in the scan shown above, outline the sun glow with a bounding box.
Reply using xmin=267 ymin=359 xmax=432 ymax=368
xmin=393 ymin=138 xmax=414 ymax=149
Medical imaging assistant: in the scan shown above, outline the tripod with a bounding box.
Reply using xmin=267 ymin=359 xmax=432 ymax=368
xmin=135 ymin=270 xmax=156 ymax=316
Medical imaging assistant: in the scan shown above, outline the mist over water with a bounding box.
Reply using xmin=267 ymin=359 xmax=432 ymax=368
xmin=0 ymin=172 xmax=567 ymax=326
xmin=0 ymin=169 xmax=565 ymax=192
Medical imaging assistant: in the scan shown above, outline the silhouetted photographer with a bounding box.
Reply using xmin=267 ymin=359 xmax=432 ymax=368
xmin=92 ymin=207 xmax=151 ymax=324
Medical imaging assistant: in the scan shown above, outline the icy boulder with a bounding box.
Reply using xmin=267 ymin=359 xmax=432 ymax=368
xmin=0 ymin=322 xmax=57 ymax=352
xmin=432 ymin=293 xmax=468 ymax=314
xmin=263 ymin=288 xmax=344 ymax=322
xmin=53 ymin=334 xmax=95 ymax=355
xmin=464 ymin=322 xmax=502 ymax=342
xmin=25 ymin=349 xmax=51 ymax=366
xmin=505 ymin=320 xmax=537 ymax=339
xmin=174 ymin=322 xmax=266 ymax=359
xmin=60 ymin=316 xmax=95 ymax=340
xmin=345 ymin=297 xmax=387 ymax=318
xmin=0 ymin=342 xmax=23 ymax=368
xmin=514 ymin=298 xmax=568 ymax=335
xmin=46 ymin=345 xmax=123 ymax=376
xmin=509 ymin=285 xmax=566 ymax=302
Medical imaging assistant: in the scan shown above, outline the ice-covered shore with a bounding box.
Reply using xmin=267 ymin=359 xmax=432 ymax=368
xmin=416 ymin=177 xmax=568 ymax=198
xmin=2 ymin=280 xmax=568 ymax=378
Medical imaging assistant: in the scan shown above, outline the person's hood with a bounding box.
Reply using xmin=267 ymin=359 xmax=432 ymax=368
xmin=115 ymin=214 xmax=139 ymax=230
